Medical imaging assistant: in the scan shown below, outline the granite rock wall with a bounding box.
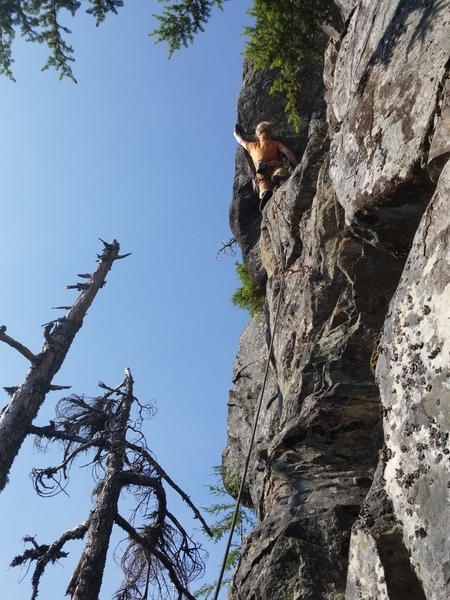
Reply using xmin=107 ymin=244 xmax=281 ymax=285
xmin=224 ymin=1 xmax=450 ymax=598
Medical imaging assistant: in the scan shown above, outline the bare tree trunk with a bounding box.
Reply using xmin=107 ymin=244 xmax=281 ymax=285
xmin=11 ymin=370 xmax=210 ymax=599
xmin=0 ymin=240 xmax=125 ymax=492
xmin=67 ymin=373 xmax=134 ymax=600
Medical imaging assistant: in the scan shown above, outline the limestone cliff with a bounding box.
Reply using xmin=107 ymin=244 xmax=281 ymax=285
xmin=224 ymin=1 xmax=450 ymax=598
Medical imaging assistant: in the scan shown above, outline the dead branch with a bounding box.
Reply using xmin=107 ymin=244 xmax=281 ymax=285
xmin=31 ymin=440 xmax=95 ymax=496
xmin=232 ymin=358 xmax=266 ymax=384
xmin=3 ymin=387 xmax=17 ymax=397
xmin=127 ymin=442 xmax=213 ymax=537
xmin=28 ymin=423 xmax=88 ymax=446
xmin=15 ymin=372 xmax=208 ymax=600
xmin=67 ymin=283 xmax=90 ymax=290
xmin=5 ymin=384 xmax=73 ymax=398
xmin=11 ymin=523 xmax=89 ymax=600
xmin=0 ymin=240 xmax=126 ymax=493
xmin=0 ymin=328 xmax=36 ymax=363
xmin=114 ymin=513 xmax=199 ymax=600
xmin=216 ymin=236 xmax=237 ymax=260
xmin=10 ymin=536 xmax=69 ymax=572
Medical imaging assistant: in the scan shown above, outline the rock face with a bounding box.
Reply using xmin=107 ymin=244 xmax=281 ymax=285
xmin=224 ymin=1 xmax=450 ymax=598
xmin=330 ymin=0 xmax=445 ymax=256
xmin=374 ymin=162 xmax=450 ymax=600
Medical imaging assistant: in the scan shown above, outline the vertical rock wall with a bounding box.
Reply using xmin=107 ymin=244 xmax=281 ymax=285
xmin=224 ymin=1 xmax=450 ymax=599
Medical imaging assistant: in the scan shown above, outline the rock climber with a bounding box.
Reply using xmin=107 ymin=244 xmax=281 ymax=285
xmin=233 ymin=121 xmax=298 ymax=210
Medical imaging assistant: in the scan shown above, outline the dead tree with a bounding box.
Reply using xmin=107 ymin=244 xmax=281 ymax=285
xmin=0 ymin=239 xmax=129 ymax=492
xmin=12 ymin=369 xmax=212 ymax=600
xmin=215 ymin=236 xmax=237 ymax=260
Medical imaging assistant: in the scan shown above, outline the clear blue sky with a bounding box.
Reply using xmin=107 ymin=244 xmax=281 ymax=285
xmin=0 ymin=1 xmax=254 ymax=597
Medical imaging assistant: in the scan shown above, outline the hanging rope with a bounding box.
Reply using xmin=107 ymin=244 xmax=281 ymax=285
xmin=212 ymin=196 xmax=287 ymax=600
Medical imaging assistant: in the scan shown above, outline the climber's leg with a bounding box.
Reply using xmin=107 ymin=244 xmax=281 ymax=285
xmin=271 ymin=166 xmax=291 ymax=186
xmin=256 ymin=172 xmax=274 ymax=200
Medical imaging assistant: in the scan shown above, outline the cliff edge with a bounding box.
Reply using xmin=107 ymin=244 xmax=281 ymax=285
xmin=224 ymin=1 xmax=450 ymax=598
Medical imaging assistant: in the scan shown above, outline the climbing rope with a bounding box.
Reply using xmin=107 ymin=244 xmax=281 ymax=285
xmin=212 ymin=195 xmax=288 ymax=600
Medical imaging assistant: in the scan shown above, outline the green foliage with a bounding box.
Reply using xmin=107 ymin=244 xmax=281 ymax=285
xmin=1 ymin=0 xmax=337 ymax=105
xmin=0 ymin=0 xmax=123 ymax=81
xmin=0 ymin=0 xmax=228 ymax=79
xmin=196 ymin=466 xmax=256 ymax=599
xmin=150 ymin=0 xmax=227 ymax=56
xmin=231 ymin=261 xmax=265 ymax=318
xmin=243 ymin=0 xmax=335 ymax=130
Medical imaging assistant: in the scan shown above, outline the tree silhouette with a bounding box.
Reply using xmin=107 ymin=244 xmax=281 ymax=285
xmin=0 ymin=0 xmax=226 ymax=81
xmin=0 ymin=239 xmax=128 ymax=493
xmin=11 ymin=369 xmax=212 ymax=600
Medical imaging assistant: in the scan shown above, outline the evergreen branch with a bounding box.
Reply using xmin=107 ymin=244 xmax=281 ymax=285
xmin=85 ymin=0 xmax=123 ymax=24
xmin=0 ymin=0 xmax=125 ymax=80
xmin=243 ymin=0 xmax=336 ymax=130
xmin=195 ymin=466 xmax=256 ymax=598
xmin=34 ymin=1 xmax=78 ymax=81
xmin=150 ymin=0 xmax=227 ymax=56
xmin=0 ymin=28 xmax=15 ymax=80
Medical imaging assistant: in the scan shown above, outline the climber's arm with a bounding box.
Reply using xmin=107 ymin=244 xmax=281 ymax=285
xmin=279 ymin=145 xmax=299 ymax=168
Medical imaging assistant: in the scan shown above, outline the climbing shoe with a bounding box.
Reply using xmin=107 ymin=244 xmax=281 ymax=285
xmin=259 ymin=189 xmax=272 ymax=212
xmin=272 ymin=174 xmax=288 ymax=186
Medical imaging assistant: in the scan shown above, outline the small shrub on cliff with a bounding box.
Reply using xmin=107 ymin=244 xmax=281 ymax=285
xmin=231 ymin=262 xmax=265 ymax=317
xmin=244 ymin=0 xmax=337 ymax=130
xmin=196 ymin=466 xmax=256 ymax=599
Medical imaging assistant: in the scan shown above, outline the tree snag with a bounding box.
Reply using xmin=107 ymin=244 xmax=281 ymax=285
xmin=12 ymin=370 xmax=211 ymax=600
xmin=0 ymin=239 xmax=128 ymax=492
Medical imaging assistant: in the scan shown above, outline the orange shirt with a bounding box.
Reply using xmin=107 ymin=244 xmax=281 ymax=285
xmin=245 ymin=139 xmax=284 ymax=165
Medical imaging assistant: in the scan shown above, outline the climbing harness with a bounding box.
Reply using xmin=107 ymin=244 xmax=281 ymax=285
xmin=212 ymin=193 xmax=296 ymax=600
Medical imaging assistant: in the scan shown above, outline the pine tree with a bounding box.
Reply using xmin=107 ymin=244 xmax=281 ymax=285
xmin=0 ymin=1 xmax=124 ymax=81
xmin=196 ymin=466 xmax=256 ymax=599
xmin=231 ymin=262 xmax=266 ymax=318
xmin=243 ymin=0 xmax=338 ymax=130
xmin=0 ymin=0 xmax=226 ymax=80
xmin=150 ymin=0 xmax=226 ymax=56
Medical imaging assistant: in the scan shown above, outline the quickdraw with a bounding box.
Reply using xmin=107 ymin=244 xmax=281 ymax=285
xmin=280 ymin=265 xmax=311 ymax=276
